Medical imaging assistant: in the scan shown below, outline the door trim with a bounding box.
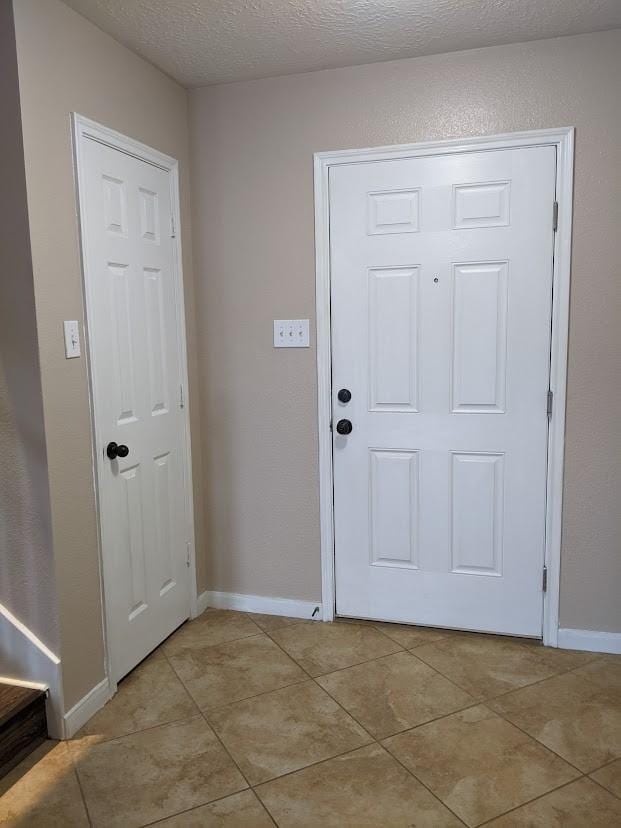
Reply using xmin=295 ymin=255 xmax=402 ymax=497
xmin=314 ymin=127 xmax=574 ymax=646
xmin=72 ymin=114 xmax=198 ymax=691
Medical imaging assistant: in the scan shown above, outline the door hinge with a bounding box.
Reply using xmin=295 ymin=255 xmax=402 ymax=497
xmin=552 ymin=201 xmax=558 ymax=232
xmin=171 ymin=215 xmax=176 ymax=238
xmin=547 ymin=389 xmax=553 ymax=418
xmin=179 ymin=384 xmax=185 ymax=409
xmin=329 ymin=419 xmax=333 ymax=432
xmin=542 ymin=565 xmax=548 ymax=592
xmin=186 ymin=542 xmax=191 ymax=568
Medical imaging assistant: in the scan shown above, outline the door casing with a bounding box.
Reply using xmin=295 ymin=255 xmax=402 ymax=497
xmin=314 ymin=127 xmax=574 ymax=647
xmin=72 ymin=114 xmax=198 ymax=697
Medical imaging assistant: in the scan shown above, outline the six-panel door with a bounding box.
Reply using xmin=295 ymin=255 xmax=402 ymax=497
xmin=330 ymin=147 xmax=556 ymax=636
xmin=82 ymin=138 xmax=190 ymax=681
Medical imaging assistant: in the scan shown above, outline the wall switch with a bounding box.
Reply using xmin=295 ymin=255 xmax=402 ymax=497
xmin=63 ymin=320 xmax=81 ymax=358
xmin=273 ymin=319 xmax=310 ymax=348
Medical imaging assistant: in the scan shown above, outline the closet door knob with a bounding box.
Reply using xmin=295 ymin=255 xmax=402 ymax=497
xmin=106 ymin=442 xmax=129 ymax=459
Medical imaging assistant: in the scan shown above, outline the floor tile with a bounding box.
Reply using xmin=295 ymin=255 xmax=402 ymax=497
xmin=249 ymin=613 xmax=304 ymax=632
xmin=490 ymin=659 xmax=621 ymax=772
xmin=413 ymin=633 xmax=595 ymax=699
xmin=373 ymin=622 xmax=455 ymax=649
xmin=168 ymin=633 xmax=306 ymax=710
xmin=485 ymin=777 xmax=621 ymax=826
xmin=207 ymin=681 xmax=371 ymax=785
xmin=0 ymin=741 xmax=89 ymax=827
xmin=72 ymin=716 xmax=246 ymax=828
xmin=153 ymin=790 xmax=275 ymax=826
xmin=270 ymin=620 xmax=402 ymax=676
xmin=76 ymin=650 xmax=197 ymax=741
xmin=256 ymin=743 xmax=462 ymax=827
xmin=383 ymin=704 xmax=578 ymax=826
xmin=591 ymin=758 xmax=621 ymax=798
xmin=317 ymin=651 xmax=474 ymax=738
xmin=163 ymin=609 xmax=260 ymax=656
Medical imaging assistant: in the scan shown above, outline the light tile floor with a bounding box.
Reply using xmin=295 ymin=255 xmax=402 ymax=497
xmin=2 ymin=609 xmax=621 ymax=827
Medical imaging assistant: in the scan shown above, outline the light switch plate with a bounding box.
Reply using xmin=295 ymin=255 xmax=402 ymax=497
xmin=273 ymin=319 xmax=310 ymax=348
xmin=63 ymin=320 xmax=81 ymax=358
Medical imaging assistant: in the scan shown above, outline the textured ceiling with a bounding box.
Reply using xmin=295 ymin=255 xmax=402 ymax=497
xmin=62 ymin=0 xmax=621 ymax=87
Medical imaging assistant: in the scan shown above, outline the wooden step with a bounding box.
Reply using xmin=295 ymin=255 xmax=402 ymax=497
xmin=0 ymin=683 xmax=48 ymax=778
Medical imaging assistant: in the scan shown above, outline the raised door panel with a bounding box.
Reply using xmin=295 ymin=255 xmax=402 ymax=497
xmin=453 ymin=181 xmax=510 ymax=229
xmin=107 ymin=262 xmax=138 ymax=425
xmin=370 ymin=449 xmax=419 ymax=569
xmin=451 ymin=262 xmax=508 ymax=413
xmin=153 ymin=452 xmax=176 ymax=597
xmin=368 ymin=189 xmax=420 ymax=235
xmin=450 ymin=452 xmax=504 ymax=576
xmin=119 ymin=463 xmax=148 ymax=621
xmin=368 ymin=267 xmax=419 ymax=412
xmin=144 ymin=267 xmax=169 ymax=417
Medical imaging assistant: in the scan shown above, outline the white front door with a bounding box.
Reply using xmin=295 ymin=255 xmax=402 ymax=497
xmin=79 ymin=135 xmax=191 ymax=681
xmin=330 ymin=146 xmax=556 ymax=636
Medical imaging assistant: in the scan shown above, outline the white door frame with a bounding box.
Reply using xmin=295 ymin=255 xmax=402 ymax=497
xmin=314 ymin=127 xmax=574 ymax=647
xmin=72 ymin=114 xmax=198 ymax=696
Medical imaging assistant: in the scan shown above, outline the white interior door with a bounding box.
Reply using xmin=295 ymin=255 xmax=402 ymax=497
xmin=331 ymin=146 xmax=556 ymax=637
xmin=79 ymin=134 xmax=191 ymax=681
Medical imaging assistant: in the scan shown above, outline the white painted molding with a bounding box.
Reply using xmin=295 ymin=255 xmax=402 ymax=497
xmin=63 ymin=677 xmax=112 ymax=739
xmin=195 ymin=590 xmax=210 ymax=616
xmin=202 ymin=591 xmax=322 ymax=620
xmin=558 ymin=628 xmax=621 ymax=655
xmin=314 ymin=127 xmax=574 ymax=642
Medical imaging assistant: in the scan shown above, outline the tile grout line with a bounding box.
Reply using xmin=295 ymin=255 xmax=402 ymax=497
xmin=162 ymin=637 xmax=311 ymax=718
xmin=201 ymin=676 xmax=311 ymax=714
xmin=378 ymin=740 xmax=469 ymax=826
xmin=588 ymin=772 xmax=621 ymax=801
xmin=162 ymin=643 xmax=257 ymax=795
xmin=475 ymin=775 xmax=590 ymax=826
xmin=302 ymin=666 xmax=469 ymax=826
xmin=70 ymin=711 xmax=206 ymax=748
xmin=589 ymin=755 xmax=621 ymax=775
xmin=197 ymin=706 xmax=255 ymax=791
xmin=486 ymin=702 xmax=587 ymax=776
xmin=410 ymin=646 xmax=604 ymax=704
xmin=264 ymin=628 xmax=407 ymax=677
xmin=140 ymin=789 xmax=277 ymax=827
xmin=68 ymin=752 xmax=94 ymax=827
xmin=321 ymin=701 xmax=472 ymax=826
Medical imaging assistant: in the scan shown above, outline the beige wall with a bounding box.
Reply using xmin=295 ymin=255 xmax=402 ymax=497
xmin=12 ymin=0 xmax=204 ymax=709
xmin=190 ymin=29 xmax=621 ymax=632
xmin=0 ymin=1 xmax=58 ymax=670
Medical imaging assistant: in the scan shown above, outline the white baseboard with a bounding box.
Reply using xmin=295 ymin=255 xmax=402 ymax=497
xmin=195 ymin=590 xmax=210 ymax=616
xmin=201 ymin=590 xmax=322 ymax=621
xmin=63 ymin=677 xmax=111 ymax=739
xmin=558 ymin=628 xmax=621 ymax=655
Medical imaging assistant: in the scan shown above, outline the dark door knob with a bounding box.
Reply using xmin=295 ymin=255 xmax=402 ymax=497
xmin=107 ymin=441 xmax=129 ymax=460
xmin=336 ymin=419 xmax=353 ymax=435
xmin=337 ymin=388 xmax=352 ymax=403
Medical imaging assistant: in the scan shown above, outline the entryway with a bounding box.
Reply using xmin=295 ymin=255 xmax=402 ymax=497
xmin=73 ymin=117 xmax=195 ymax=686
xmin=315 ymin=130 xmax=573 ymax=641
